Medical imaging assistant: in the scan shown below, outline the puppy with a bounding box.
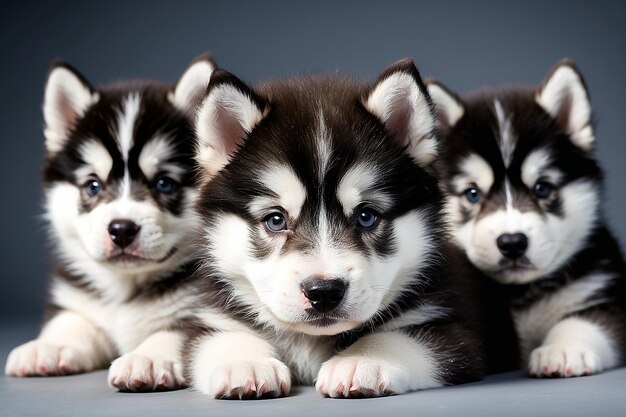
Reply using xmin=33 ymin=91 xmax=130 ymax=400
xmin=428 ymin=60 xmax=626 ymax=377
xmin=5 ymin=54 xmax=215 ymax=391
xmin=184 ymin=59 xmax=485 ymax=399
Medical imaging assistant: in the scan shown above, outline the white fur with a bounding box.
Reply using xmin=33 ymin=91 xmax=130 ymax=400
xmin=365 ymin=72 xmax=437 ymax=166
xmin=5 ymin=310 xmax=114 ymax=376
xmin=43 ymin=66 xmax=98 ymax=153
xmin=316 ymin=331 xmax=440 ymax=397
xmin=336 ymin=162 xmax=392 ymax=217
xmin=427 ymin=83 xmax=464 ymax=126
xmin=514 ymin=272 xmax=615 ymax=359
xmin=76 ymin=139 xmax=113 ymax=184
xmin=173 ymin=58 xmax=214 ymax=112
xmin=451 ymin=153 xmax=494 ymax=195
xmin=521 ymin=147 xmax=563 ymax=187
xmin=536 ymin=65 xmax=594 ymax=150
xmin=138 ymin=135 xmax=185 ymax=181
xmin=248 ymin=165 xmax=307 ymax=218
xmin=204 ymin=205 xmax=434 ymax=339
xmin=108 ymin=330 xmax=186 ymax=391
xmin=454 ymin=179 xmax=598 ymax=284
xmin=494 ymin=100 xmax=515 ymax=167
xmin=528 ymin=317 xmax=618 ymax=377
xmin=195 ymin=83 xmax=265 ymax=178
xmin=190 ymin=331 xmax=291 ymax=398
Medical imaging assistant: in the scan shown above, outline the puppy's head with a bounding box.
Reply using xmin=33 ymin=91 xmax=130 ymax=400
xmin=428 ymin=60 xmax=602 ymax=284
xmin=195 ymin=60 xmax=443 ymax=335
xmin=43 ymin=54 xmax=215 ymax=275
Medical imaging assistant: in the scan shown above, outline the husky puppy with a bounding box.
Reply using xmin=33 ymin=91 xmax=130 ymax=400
xmin=427 ymin=60 xmax=626 ymax=377
xmin=184 ymin=59 xmax=485 ymax=399
xmin=4 ymin=55 xmax=215 ymax=391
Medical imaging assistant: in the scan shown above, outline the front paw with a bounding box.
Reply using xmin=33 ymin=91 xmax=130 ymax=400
xmin=529 ymin=345 xmax=600 ymax=377
xmin=316 ymin=356 xmax=405 ymax=398
xmin=108 ymin=353 xmax=186 ymax=392
xmin=204 ymin=358 xmax=291 ymax=400
xmin=5 ymin=340 xmax=93 ymax=376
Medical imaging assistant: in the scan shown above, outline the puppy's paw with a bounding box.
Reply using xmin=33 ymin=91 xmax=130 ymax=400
xmin=108 ymin=352 xmax=186 ymax=392
xmin=529 ymin=345 xmax=601 ymax=378
xmin=316 ymin=356 xmax=406 ymax=398
xmin=5 ymin=340 xmax=92 ymax=376
xmin=204 ymin=358 xmax=291 ymax=400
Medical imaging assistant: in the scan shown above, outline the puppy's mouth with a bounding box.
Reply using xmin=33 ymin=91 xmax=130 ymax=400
xmin=107 ymin=247 xmax=178 ymax=266
xmin=497 ymin=257 xmax=534 ymax=272
xmin=302 ymin=310 xmax=347 ymax=327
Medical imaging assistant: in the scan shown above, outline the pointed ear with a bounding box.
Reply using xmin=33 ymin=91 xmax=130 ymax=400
xmin=425 ymin=79 xmax=465 ymax=130
xmin=364 ymin=59 xmax=437 ymax=166
xmin=536 ymin=59 xmax=594 ymax=150
xmin=173 ymin=52 xmax=216 ymax=112
xmin=43 ymin=60 xmax=98 ymax=153
xmin=195 ymin=69 xmax=267 ymax=179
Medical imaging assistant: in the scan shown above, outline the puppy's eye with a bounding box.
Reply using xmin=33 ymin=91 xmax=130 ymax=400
xmin=84 ymin=179 xmax=103 ymax=197
xmin=265 ymin=212 xmax=287 ymax=232
xmin=357 ymin=209 xmax=378 ymax=229
xmin=155 ymin=176 xmax=178 ymax=194
xmin=533 ymin=181 xmax=554 ymax=199
xmin=464 ymin=187 xmax=481 ymax=204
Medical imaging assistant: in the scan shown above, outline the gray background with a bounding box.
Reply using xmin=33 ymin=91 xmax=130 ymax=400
xmin=1 ymin=0 xmax=625 ymax=320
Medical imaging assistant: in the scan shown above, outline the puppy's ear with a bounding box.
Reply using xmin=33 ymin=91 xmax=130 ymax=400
xmin=195 ymin=69 xmax=267 ymax=179
xmin=365 ymin=58 xmax=437 ymax=166
xmin=173 ymin=52 xmax=216 ymax=113
xmin=425 ymin=79 xmax=465 ymax=130
xmin=43 ymin=60 xmax=98 ymax=153
xmin=536 ymin=59 xmax=594 ymax=150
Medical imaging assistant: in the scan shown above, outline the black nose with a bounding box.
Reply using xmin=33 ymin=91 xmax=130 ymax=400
xmin=301 ymin=278 xmax=346 ymax=313
xmin=496 ymin=233 xmax=528 ymax=259
xmin=108 ymin=220 xmax=141 ymax=249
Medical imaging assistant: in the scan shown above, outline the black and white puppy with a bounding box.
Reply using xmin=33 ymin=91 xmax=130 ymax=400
xmin=185 ymin=59 xmax=484 ymax=399
xmin=4 ymin=55 xmax=215 ymax=391
xmin=428 ymin=60 xmax=626 ymax=377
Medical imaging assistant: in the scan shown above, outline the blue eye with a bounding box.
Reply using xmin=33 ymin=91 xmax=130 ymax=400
xmin=265 ymin=212 xmax=287 ymax=232
xmin=155 ymin=177 xmax=177 ymax=194
xmin=357 ymin=209 xmax=378 ymax=229
xmin=85 ymin=179 xmax=102 ymax=197
xmin=464 ymin=187 xmax=481 ymax=204
xmin=533 ymin=181 xmax=553 ymax=199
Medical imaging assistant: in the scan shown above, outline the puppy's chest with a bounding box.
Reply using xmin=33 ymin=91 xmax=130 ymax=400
xmin=273 ymin=333 xmax=335 ymax=384
xmin=511 ymin=272 xmax=613 ymax=358
xmin=52 ymin=281 xmax=192 ymax=353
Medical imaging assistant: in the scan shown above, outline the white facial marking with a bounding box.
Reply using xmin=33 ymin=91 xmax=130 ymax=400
xmin=494 ymin=99 xmax=515 ymax=167
xmin=115 ymin=94 xmax=141 ymax=199
xmin=336 ymin=162 xmax=391 ymax=217
xmin=249 ymin=166 xmax=307 ymax=219
xmin=76 ymin=139 xmax=113 ymax=182
xmin=521 ymin=147 xmax=563 ymax=187
xmin=451 ymin=153 xmax=494 ymax=194
xmin=315 ymin=111 xmax=332 ymax=180
xmin=138 ymin=135 xmax=184 ymax=181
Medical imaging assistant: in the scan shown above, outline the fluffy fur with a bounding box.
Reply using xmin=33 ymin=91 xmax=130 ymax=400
xmin=4 ymin=54 xmax=215 ymax=391
xmin=428 ymin=59 xmax=626 ymax=377
xmin=184 ymin=59 xmax=485 ymax=399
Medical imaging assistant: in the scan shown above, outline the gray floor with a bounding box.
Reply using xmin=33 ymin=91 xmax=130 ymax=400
xmin=1 ymin=320 xmax=625 ymax=417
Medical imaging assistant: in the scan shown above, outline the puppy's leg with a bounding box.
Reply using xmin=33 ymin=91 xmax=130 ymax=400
xmin=188 ymin=331 xmax=291 ymax=399
xmin=108 ymin=330 xmax=186 ymax=392
xmin=5 ymin=310 xmax=115 ymax=376
xmin=528 ymin=316 xmax=619 ymax=377
xmin=316 ymin=324 xmax=483 ymax=398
